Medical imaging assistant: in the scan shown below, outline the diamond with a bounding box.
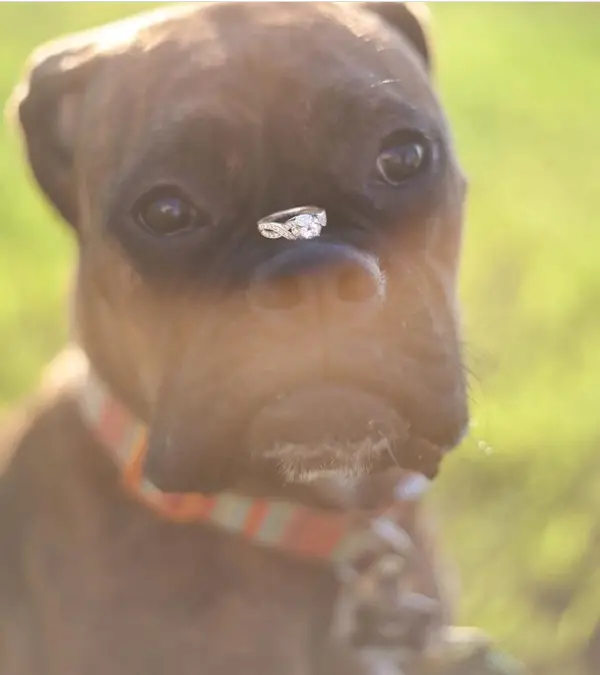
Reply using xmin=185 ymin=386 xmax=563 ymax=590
xmin=289 ymin=214 xmax=318 ymax=239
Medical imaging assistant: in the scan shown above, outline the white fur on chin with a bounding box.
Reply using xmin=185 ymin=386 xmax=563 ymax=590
xmin=262 ymin=436 xmax=396 ymax=507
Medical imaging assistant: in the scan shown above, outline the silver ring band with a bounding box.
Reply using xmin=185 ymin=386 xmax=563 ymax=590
xmin=257 ymin=205 xmax=327 ymax=240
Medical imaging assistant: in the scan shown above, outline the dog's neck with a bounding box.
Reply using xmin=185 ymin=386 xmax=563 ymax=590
xmin=72 ymin=350 xmax=428 ymax=566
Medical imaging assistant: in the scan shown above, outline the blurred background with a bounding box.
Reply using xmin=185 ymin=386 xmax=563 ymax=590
xmin=1 ymin=3 xmax=599 ymax=674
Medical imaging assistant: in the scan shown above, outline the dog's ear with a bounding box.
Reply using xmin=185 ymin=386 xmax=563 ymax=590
xmin=6 ymin=33 xmax=110 ymax=229
xmin=363 ymin=2 xmax=432 ymax=72
xmin=6 ymin=15 xmax=149 ymax=230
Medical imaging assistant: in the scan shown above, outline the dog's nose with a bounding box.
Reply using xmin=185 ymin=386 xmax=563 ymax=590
xmin=247 ymin=243 xmax=385 ymax=319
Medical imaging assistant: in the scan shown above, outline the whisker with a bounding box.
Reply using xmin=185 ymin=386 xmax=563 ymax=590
xmin=368 ymin=77 xmax=404 ymax=89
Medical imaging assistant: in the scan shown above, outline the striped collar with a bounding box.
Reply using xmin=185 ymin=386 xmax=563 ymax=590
xmin=78 ymin=368 xmax=430 ymax=565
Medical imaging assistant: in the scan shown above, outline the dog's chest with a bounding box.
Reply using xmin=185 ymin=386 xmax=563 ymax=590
xmin=26 ymin=499 xmax=336 ymax=675
xmin=3 ymin=396 xmax=360 ymax=675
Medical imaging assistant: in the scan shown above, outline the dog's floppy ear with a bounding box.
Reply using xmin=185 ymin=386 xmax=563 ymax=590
xmin=6 ymin=14 xmax=149 ymax=229
xmin=6 ymin=34 xmax=111 ymax=229
xmin=364 ymin=2 xmax=432 ymax=72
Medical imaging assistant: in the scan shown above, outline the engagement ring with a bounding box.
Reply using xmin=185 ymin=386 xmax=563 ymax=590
xmin=257 ymin=206 xmax=326 ymax=240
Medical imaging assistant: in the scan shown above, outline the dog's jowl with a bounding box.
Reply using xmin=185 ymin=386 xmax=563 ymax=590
xmin=1 ymin=3 xmax=469 ymax=675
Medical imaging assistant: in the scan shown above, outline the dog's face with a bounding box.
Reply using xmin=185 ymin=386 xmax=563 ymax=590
xmin=11 ymin=2 xmax=468 ymax=506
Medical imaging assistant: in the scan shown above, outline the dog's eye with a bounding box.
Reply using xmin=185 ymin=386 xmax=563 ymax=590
xmin=133 ymin=188 xmax=203 ymax=236
xmin=376 ymin=133 xmax=429 ymax=186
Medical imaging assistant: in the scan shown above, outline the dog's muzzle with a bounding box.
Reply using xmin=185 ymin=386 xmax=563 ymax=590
xmin=257 ymin=205 xmax=327 ymax=240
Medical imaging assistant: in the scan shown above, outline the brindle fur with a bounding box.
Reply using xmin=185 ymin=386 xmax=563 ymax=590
xmin=1 ymin=3 xmax=466 ymax=674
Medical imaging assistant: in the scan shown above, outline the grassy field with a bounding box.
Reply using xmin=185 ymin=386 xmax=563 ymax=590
xmin=1 ymin=4 xmax=600 ymax=673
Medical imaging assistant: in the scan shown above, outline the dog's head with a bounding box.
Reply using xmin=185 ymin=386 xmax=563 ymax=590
xmin=10 ymin=2 xmax=468 ymax=506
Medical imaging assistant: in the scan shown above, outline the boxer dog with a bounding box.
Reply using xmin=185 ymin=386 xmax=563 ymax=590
xmin=1 ymin=3 xmax=468 ymax=674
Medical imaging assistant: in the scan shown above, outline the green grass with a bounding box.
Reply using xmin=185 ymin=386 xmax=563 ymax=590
xmin=1 ymin=4 xmax=600 ymax=673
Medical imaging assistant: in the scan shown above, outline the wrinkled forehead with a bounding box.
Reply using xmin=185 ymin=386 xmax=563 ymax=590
xmin=76 ymin=4 xmax=444 ymax=199
xmin=89 ymin=4 xmax=439 ymax=117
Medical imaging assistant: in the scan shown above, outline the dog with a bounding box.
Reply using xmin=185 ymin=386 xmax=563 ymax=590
xmin=1 ymin=3 xmax=469 ymax=674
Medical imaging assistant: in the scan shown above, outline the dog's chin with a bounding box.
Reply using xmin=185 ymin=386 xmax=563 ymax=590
xmin=245 ymin=384 xmax=410 ymax=507
xmin=261 ymin=440 xmax=402 ymax=510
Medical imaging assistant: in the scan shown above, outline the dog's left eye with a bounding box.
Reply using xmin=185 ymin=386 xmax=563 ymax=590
xmin=133 ymin=188 xmax=203 ymax=236
xmin=376 ymin=133 xmax=429 ymax=186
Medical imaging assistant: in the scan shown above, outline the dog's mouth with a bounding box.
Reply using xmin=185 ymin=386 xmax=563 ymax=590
xmin=145 ymin=367 xmax=452 ymax=500
xmin=245 ymin=383 xmax=409 ymax=484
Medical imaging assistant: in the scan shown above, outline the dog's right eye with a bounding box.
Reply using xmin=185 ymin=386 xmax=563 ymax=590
xmin=133 ymin=188 xmax=204 ymax=236
xmin=375 ymin=131 xmax=431 ymax=187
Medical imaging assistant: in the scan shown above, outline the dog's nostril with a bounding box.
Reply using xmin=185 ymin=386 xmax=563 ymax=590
xmin=251 ymin=276 xmax=302 ymax=311
xmin=336 ymin=264 xmax=381 ymax=303
xmin=247 ymin=243 xmax=385 ymax=316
